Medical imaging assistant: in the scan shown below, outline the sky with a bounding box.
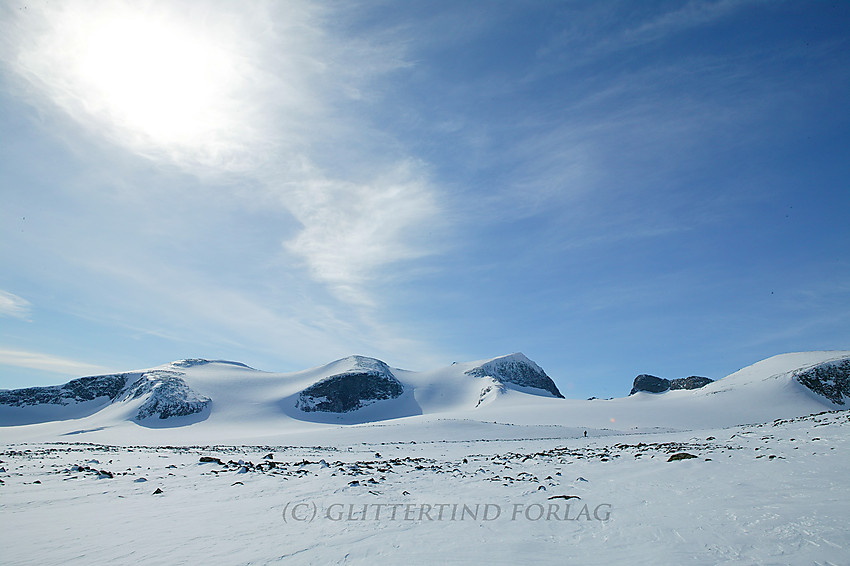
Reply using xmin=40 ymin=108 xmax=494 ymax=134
xmin=1 ymin=0 xmax=848 ymax=399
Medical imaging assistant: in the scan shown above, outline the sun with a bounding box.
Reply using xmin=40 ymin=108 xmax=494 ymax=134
xmin=75 ymin=14 xmax=234 ymax=148
xmin=19 ymin=4 xmax=249 ymax=162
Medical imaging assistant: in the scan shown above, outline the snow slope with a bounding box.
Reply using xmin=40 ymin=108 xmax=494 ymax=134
xmin=1 ymin=410 xmax=848 ymax=566
xmin=1 ymin=351 xmax=848 ymax=445
xmin=2 ymin=351 xmax=850 ymax=565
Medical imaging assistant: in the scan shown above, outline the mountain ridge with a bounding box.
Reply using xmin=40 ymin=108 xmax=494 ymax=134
xmin=2 ymin=350 xmax=849 ymax=443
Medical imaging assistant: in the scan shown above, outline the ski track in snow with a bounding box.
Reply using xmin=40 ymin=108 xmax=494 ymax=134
xmin=1 ymin=410 xmax=848 ymax=565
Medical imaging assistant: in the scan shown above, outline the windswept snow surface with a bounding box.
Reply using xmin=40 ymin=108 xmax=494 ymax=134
xmin=1 ymin=411 xmax=848 ymax=565
xmin=1 ymin=351 xmax=849 ymax=564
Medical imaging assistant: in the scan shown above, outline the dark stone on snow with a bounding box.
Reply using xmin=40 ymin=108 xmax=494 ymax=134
xmin=667 ymin=452 xmax=699 ymax=462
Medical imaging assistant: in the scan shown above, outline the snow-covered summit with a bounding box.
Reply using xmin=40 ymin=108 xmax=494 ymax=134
xmin=0 ymin=366 xmax=211 ymax=426
xmin=310 ymin=355 xmax=394 ymax=377
xmin=465 ymin=353 xmax=564 ymax=398
xmin=294 ymin=356 xmax=403 ymax=414
xmin=705 ymin=351 xmax=850 ymax=407
xmin=169 ymin=359 xmax=255 ymax=370
xmin=119 ymin=370 xmax=211 ymax=422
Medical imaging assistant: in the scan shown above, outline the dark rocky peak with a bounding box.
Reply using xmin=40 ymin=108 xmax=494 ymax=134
xmin=629 ymin=374 xmax=670 ymax=395
xmin=630 ymin=374 xmax=713 ymax=395
xmin=295 ymin=356 xmax=403 ymax=413
xmin=120 ymin=370 xmax=211 ymax=420
xmin=465 ymin=353 xmax=564 ymax=398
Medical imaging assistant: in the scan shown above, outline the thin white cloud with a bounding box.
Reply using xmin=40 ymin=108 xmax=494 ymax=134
xmin=531 ymin=0 xmax=764 ymax=74
xmin=0 ymin=0 xmax=442 ymax=308
xmin=0 ymin=348 xmax=108 ymax=376
xmin=626 ymin=0 xmax=761 ymax=42
xmin=0 ymin=290 xmax=31 ymax=321
xmin=282 ymin=160 xmax=442 ymax=305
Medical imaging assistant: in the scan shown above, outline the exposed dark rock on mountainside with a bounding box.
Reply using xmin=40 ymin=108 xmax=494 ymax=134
xmin=629 ymin=375 xmax=670 ymax=395
xmin=670 ymin=376 xmax=715 ymax=391
xmin=794 ymin=358 xmax=850 ymax=405
xmin=295 ymin=356 xmax=404 ymax=413
xmin=630 ymin=374 xmax=714 ymax=395
xmin=466 ymin=353 xmax=564 ymax=398
xmin=121 ymin=371 xmax=211 ymax=420
xmin=0 ymin=368 xmax=210 ymax=421
xmin=0 ymin=374 xmax=128 ymax=407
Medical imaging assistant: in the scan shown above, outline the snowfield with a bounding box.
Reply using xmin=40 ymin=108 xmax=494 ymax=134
xmin=1 ymin=351 xmax=849 ymax=564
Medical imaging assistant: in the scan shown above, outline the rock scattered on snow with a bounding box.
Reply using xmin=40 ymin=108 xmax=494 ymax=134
xmin=667 ymin=452 xmax=699 ymax=462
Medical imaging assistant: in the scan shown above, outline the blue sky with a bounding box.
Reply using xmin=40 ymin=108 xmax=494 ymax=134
xmin=1 ymin=0 xmax=848 ymax=399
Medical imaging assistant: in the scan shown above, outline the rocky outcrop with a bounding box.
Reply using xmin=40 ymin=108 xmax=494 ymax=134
xmin=0 ymin=367 xmax=210 ymax=422
xmin=295 ymin=356 xmax=404 ymax=413
xmin=670 ymin=376 xmax=715 ymax=391
xmin=0 ymin=374 xmax=128 ymax=407
xmin=122 ymin=370 xmax=211 ymax=420
xmin=465 ymin=353 xmax=564 ymax=398
xmin=630 ymin=374 xmax=713 ymax=395
xmin=794 ymin=358 xmax=850 ymax=405
xmin=668 ymin=452 xmax=699 ymax=462
xmin=629 ymin=374 xmax=670 ymax=395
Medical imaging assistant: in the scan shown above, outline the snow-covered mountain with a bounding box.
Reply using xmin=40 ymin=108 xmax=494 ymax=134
xmin=293 ymin=356 xmax=404 ymax=413
xmin=1 ymin=350 xmax=848 ymax=444
xmin=3 ymin=352 xmax=850 ymax=566
xmin=0 ymin=352 xmax=560 ymax=430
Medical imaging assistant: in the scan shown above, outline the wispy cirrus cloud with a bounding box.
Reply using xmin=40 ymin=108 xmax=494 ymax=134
xmin=0 ymin=290 xmax=31 ymax=321
xmin=0 ymin=0 xmax=443 ymax=308
xmin=0 ymin=348 xmax=108 ymax=376
xmin=281 ymin=160 xmax=442 ymax=306
xmin=625 ymin=0 xmax=762 ymax=43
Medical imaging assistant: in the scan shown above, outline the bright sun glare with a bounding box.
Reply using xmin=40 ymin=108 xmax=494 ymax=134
xmin=75 ymin=15 xmax=232 ymax=147
xmin=24 ymin=5 xmax=248 ymax=159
